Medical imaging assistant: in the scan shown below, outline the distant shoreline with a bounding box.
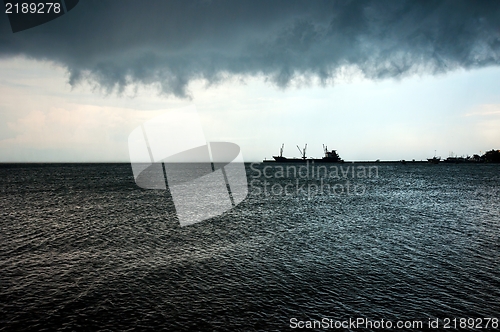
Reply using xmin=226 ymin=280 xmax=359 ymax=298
xmin=1 ymin=161 xmax=499 ymax=165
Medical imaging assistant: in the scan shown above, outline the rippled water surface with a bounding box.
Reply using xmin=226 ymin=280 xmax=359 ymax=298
xmin=1 ymin=163 xmax=499 ymax=331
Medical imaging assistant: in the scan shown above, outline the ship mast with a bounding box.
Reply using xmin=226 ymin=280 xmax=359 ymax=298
xmin=280 ymin=144 xmax=284 ymax=158
xmin=297 ymin=144 xmax=307 ymax=160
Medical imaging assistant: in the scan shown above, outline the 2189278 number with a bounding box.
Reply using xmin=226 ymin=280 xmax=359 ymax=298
xmin=5 ymin=2 xmax=61 ymax=14
xmin=443 ymin=318 xmax=499 ymax=329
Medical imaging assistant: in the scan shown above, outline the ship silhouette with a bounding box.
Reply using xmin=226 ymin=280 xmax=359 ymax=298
xmin=265 ymin=144 xmax=343 ymax=163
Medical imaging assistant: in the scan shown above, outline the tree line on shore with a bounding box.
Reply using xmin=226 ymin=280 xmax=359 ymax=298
xmin=444 ymin=149 xmax=500 ymax=163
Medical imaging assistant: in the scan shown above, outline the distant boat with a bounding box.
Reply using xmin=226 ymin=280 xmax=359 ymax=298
xmin=444 ymin=156 xmax=465 ymax=163
xmin=443 ymin=152 xmax=466 ymax=163
xmin=428 ymin=150 xmax=441 ymax=164
xmin=427 ymin=156 xmax=441 ymax=164
xmin=266 ymin=144 xmax=344 ymax=163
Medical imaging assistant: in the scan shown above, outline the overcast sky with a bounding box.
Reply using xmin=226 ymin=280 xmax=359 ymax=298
xmin=1 ymin=0 xmax=500 ymax=162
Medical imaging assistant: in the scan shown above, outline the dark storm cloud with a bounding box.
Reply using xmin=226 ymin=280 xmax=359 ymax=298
xmin=1 ymin=0 xmax=500 ymax=98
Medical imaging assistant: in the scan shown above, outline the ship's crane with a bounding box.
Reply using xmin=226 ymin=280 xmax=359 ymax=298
xmin=297 ymin=144 xmax=307 ymax=160
xmin=279 ymin=144 xmax=284 ymax=158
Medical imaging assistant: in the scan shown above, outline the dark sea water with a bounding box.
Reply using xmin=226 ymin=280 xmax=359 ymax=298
xmin=1 ymin=163 xmax=499 ymax=331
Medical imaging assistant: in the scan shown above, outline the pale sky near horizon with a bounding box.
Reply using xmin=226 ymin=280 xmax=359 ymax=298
xmin=1 ymin=1 xmax=499 ymax=162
